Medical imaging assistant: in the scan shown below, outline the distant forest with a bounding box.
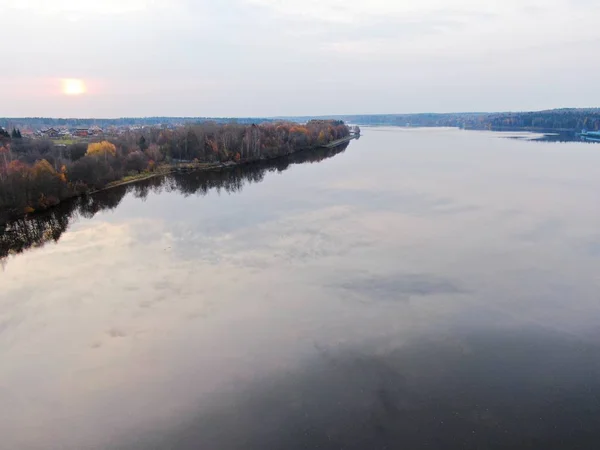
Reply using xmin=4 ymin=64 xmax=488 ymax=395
xmin=4 ymin=108 xmax=599 ymax=134
xmin=330 ymin=108 xmax=600 ymax=132
xmin=0 ymin=120 xmax=351 ymax=223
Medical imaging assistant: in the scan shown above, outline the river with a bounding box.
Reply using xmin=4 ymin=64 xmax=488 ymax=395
xmin=2 ymin=127 xmax=600 ymax=449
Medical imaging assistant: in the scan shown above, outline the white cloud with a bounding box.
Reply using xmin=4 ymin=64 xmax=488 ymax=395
xmin=3 ymin=0 xmax=169 ymax=15
xmin=245 ymin=0 xmax=540 ymax=23
xmin=283 ymin=0 xmax=599 ymax=61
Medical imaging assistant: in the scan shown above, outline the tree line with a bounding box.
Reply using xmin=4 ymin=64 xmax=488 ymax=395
xmin=335 ymin=109 xmax=600 ymax=132
xmin=480 ymin=109 xmax=600 ymax=131
xmin=0 ymin=120 xmax=350 ymax=223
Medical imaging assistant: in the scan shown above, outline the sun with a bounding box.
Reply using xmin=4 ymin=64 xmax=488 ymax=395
xmin=61 ymin=79 xmax=87 ymax=96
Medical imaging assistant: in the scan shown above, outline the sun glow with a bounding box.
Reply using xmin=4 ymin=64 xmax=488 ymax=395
xmin=61 ymin=79 xmax=87 ymax=96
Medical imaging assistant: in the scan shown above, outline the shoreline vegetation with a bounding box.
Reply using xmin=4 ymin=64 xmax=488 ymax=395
xmin=0 ymin=121 xmax=360 ymax=225
xmin=327 ymin=108 xmax=600 ymax=132
xmin=95 ymin=134 xmax=358 ymax=193
xmin=1 ymin=141 xmax=352 ymax=261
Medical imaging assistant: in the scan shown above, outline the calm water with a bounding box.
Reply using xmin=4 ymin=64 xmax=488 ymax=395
xmin=2 ymin=128 xmax=600 ymax=450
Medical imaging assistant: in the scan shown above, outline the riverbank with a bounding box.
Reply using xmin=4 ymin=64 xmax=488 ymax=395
xmin=94 ymin=136 xmax=359 ymax=192
xmin=320 ymin=134 xmax=359 ymax=148
xmin=1 ymin=136 xmax=359 ymax=226
xmin=98 ymin=135 xmax=359 ymax=192
xmin=92 ymin=163 xmax=218 ymax=193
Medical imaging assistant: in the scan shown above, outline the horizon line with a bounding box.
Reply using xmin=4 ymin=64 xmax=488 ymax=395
xmin=2 ymin=107 xmax=600 ymax=121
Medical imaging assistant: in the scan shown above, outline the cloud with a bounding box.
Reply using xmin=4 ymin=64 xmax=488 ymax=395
xmin=244 ymin=0 xmax=552 ymax=23
xmin=241 ymin=0 xmax=600 ymax=66
xmin=2 ymin=0 xmax=600 ymax=115
xmin=3 ymin=0 xmax=169 ymax=15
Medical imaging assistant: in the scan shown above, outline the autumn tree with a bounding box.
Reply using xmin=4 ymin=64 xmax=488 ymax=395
xmin=144 ymin=144 xmax=163 ymax=163
xmin=317 ymin=130 xmax=327 ymax=145
xmin=69 ymin=156 xmax=117 ymax=189
xmin=0 ymin=160 xmax=31 ymax=212
xmin=30 ymin=159 xmax=64 ymax=207
xmin=87 ymin=141 xmax=117 ymax=159
xmin=287 ymin=126 xmax=308 ymax=149
xmin=125 ymin=151 xmax=147 ymax=173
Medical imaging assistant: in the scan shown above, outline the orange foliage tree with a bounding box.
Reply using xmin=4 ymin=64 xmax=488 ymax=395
xmin=59 ymin=165 xmax=68 ymax=183
xmin=317 ymin=131 xmax=327 ymax=145
xmin=87 ymin=141 xmax=117 ymax=158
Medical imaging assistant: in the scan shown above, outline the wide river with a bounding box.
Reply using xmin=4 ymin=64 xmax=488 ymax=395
xmin=2 ymin=128 xmax=600 ymax=449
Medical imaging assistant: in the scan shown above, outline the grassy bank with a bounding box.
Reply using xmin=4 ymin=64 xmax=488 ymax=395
xmin=321 ymin=134 xmax=359 ymax=148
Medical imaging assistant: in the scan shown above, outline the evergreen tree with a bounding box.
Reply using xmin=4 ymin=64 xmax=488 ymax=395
xmin=138 ymin=135 xmax=148 ymax=151
xmin=11 ymin=128 xmax=18 ymax=139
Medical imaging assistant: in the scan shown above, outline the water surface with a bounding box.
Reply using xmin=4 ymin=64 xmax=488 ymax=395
xmin=2 ymin=128 xmax=600 ymax=449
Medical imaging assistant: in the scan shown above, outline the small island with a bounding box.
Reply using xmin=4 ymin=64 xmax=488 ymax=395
xmin=0 ymin=120 xmax=356 ymax=224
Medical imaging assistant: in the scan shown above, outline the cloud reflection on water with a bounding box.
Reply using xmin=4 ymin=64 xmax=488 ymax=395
xmin=3 ymin=129 xmax=600 ymax=449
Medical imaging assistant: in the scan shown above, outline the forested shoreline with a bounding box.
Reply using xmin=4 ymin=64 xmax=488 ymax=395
xmin=332 ymin=108 xmax=600 ymax=132
xmin=0 ymin=142 xmax=350 ymax=261
xmin=0 ymin=120 xmax=353 ymax=224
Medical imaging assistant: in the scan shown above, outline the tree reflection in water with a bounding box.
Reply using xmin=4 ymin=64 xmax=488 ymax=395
xmin=0 ymin=144 xmax=349 ymax=264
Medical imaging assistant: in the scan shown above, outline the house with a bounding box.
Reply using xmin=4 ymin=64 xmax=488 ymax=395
xmin=40 ymin=128 xmax=60 ymax=138
xmin=74 ymin=128 xmax=89 ymax=137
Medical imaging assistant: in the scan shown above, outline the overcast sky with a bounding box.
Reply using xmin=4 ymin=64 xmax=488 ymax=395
xmin=2 ymin=0 xmax=599 ymax=117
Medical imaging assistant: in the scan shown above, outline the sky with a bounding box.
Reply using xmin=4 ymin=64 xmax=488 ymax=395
xmin=2 ymin=0 xmax=600 ymax=117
